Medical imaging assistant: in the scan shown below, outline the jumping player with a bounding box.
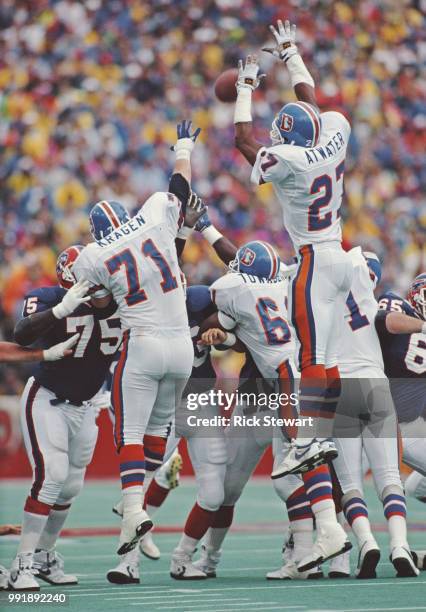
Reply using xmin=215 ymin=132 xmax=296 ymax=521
xmin=233 ymin=20 xmax=353 ymax=478
xmin=73 ymin=121 xmax=201 ymax=556
xmin=8 ymin=246 xmax=122 ymax=591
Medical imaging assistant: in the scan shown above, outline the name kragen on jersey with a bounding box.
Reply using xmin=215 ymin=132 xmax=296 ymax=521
xmin=73 ymin=192 xmax=188 ymax=335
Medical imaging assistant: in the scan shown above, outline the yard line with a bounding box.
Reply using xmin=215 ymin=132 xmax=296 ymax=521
xmin=153 ymin=604 xmax=286 ymax=611
xmin=104 ymin=596 xmax=247 ymax=603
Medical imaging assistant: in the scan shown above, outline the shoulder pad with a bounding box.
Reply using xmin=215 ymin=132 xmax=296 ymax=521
xmin=210 ymin=273 xmax=245 ymax=293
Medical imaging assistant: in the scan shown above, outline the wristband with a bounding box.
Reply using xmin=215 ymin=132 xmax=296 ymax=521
xmin=222 ymin=332 xmax=237 ymax=347
xmin=175 ymin=149 xmax=191 ymax=160
xmin=422 ymin=322 xmax=426 ymax=334
xmin=286 ymin=54 xmax=315 ymax=88
xmin=202 ymin=225 xmax=223 ymax=245
xmin=177 ymin=226 xmax=192 ymax=240
xmin=234 ymin=87 xmax=252 ymax=124
xmin=52 ymin=303 xmax=67 ymax=320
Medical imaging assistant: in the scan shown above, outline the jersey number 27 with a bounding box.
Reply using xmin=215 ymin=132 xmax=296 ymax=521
xmin=308 ymin=161 xmax=344 ymax=231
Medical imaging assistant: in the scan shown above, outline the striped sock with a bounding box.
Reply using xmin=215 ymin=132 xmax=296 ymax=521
xmin=119 ymin=444 xmax=145 ymax=514
xmin=302 ymin=465 xmax=335 ymax=527
xmin=383 ymin=491 xmax=407 ymax=548
xmin=324 ymin=366 xmax=341 ymax=418
xmin=143 ymin=435 xmax=167 ymax=494
xmin=343 ymin=496 xmax=369 ymax=526
xmin=343 ymin=494 xmax=373 ymax=547
xmin=286 ymin=485 xmax=314 ymax=523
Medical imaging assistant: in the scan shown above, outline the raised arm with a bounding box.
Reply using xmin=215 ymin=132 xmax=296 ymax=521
xmin=234 ymin=56 xmax=265 ymax=166
xmin=194 ymin=211 xmax=237 ymax=265
xmin=263 ymin=19 xmax=318 ymax=109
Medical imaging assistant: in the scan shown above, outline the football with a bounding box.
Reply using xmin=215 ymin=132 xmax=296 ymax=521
xmin=214 ymin=68 xmax=238 ymax=102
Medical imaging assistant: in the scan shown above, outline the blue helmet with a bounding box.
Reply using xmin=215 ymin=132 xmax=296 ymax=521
xmin=229 ymin=241 xmax=280 ymax=280
xmin=271 ymin=101 xmax=321 ymax=148
xmin=89 ymin=200 xmax=130 ymax=241
xmin=363 ymin=251 xmax=382 ymax=288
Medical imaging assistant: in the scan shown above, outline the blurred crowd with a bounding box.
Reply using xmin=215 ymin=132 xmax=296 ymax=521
xmin=0 ymin=0 xmax=425 ymax=392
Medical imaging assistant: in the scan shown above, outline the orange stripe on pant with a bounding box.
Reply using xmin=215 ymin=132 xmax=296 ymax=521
xmin=293 ymin=246 xmax=315 ymax=369
xmin=112 ymin=331 xmax=129 ymax=451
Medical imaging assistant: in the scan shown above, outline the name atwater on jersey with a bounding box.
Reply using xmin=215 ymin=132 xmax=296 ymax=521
xmin=22 ymin=286 xmax=122 ymax=404
xmin=251 ymin=111 xmax=351 ymax=249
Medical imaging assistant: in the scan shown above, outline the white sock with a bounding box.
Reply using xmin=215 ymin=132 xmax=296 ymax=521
xmin=37 ymin=508 xmax=70 ymax=552
xmin=176 ymin=534 xmax=198 ymax=555
xmin=204 ymin=527 xmax=230 ymax=553
xmin=292 ymin=520 xmax=314 ymax=562
xmin=388 ymin=515 xmax=408 ymax=549
xmin=123 ymin=487 xmax=144 ymax=516
xmin=17 ymin=512 xmax=50 ymax=555
xmin=351 ymin=516 xmax=374 ymax=548
xmin=311 ymin=502 xmax=337 ymax=528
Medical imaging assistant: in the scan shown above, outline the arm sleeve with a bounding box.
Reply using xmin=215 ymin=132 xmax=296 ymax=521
xmin=374 ymin=309 xmax=390 ymax=336
xmin=251 ymin=147 xmax=291 ymax=185
xmin=168 ymin=173 xmax=190 ymax=212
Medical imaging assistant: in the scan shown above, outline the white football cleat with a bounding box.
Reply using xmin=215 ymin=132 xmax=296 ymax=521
xmin=139 ymin=531 xmax=160 ymax=560
xmin=318 ymin=438 xmax=338 ymax=462
xmin=112 ymin=499 xmax=124 ymax=517
xmin=411 ymin=549 xmax=426 ymax=571
xmin=170 ymin=550 xmax=208 ymax=580
xmin=267 ymin=560 xmax=323 ymax=580
xmin=390 ymin=546 xmax=420 ymax=577
xmin=354 ymin=539 xmax=380 ymax=579
xmin=329 ymin=547 xmax=351 ymax=578
xmin=107 ymin=548 xmax=140 ymax=584
xmin=193 ymin=545 xmax=221 ymax=578
xmin=271 ymin=441 xmax=325 ymax=479
xmin=0 ymin=565 xmax=9 ymax=590
xmin=156 ymin=450 xmax=183 ymax=490
xmin=117 ymin=510 xmax=153 ymax=555
xmin=8 ymin=554 xmax=40 ymax=591
xmin=298 ymin=522 xmax=352 ymax=572
xmin=33 ymin=549 xmax=78 ymax=585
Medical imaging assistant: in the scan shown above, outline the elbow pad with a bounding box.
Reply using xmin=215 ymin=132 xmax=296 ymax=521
xmin=374 ymin=309 xmax=389 ymax=336
xmin=168 ymin=173 xmax=190 ymax=212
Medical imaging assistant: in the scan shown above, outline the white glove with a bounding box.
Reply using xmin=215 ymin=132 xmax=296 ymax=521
xmin=43 ymin=333 xmax=79 ymax=361
xmin=262 ymin=19 xmax=298 ymax=63
xmin=52 ymin=280 xmax=91 ymax=319
xmin=236 ymin=55 xmax=265 ymax=92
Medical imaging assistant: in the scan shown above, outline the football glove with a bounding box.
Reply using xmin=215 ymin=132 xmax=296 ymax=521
xmin=236 ymin=55 xmax=265 ymax=92
xmin=43 ymin=333 xmax=79 ymax=361
xmin=52 ymin=280 xmax=91 ymax=319
xmin=171 ymin=120 xmax=201 ymax=158
xmin=194 ymin=211 xmax=212 ymax=233
xmin=184 ymin=191 xmax=208 ymax=228
xmin=262 ymin=19 xmax=298 ymax=63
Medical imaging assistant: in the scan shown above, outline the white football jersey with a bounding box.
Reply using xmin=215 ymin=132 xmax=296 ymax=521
xmin=251 ymin=111 xmax=351 ymax=250
xmin=339 ymin=247 xmax=384 ymax=376
xmin=210 ymin=272 xmax=296 ymax=379
xmin=73 ymin=192 xmax=189 ymax=335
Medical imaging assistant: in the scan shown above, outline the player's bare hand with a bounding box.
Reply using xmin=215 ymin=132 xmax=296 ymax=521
xmin=0 ymin=524 xmax=21 ymax=536
xmin=236 ymin=55 xmax=265 ymax=92
xmin=184 ymin=191 xmax=208 ymax=228
xmin=199 ymin=328 xmax=228 ymax=346
xmin=171 ymin=120 xmax=201 ymax=156
xmin=43 ymin=333 xmax=79 ymax=361
xmin=52 ymin=280 xmax=91 ymax=319
xmin=262 ymin=19 xmax=298 ymax=62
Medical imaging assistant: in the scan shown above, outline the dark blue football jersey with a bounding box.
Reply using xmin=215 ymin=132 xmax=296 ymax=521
xmin=376 ymin=291 xmax=426 ymax=422
xmin=22 ymin=286 xmax=122 ymax=404
xmin=184 ymin=285 xmax=217 ymax=396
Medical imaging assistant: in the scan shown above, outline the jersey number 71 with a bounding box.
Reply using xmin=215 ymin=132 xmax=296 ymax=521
xmin=105 ymin=239 xmax=178 ymax=306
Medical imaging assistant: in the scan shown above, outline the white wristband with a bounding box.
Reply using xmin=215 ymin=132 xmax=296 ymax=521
xmin=175 ymin=149 xmax=191 ymax=160
xmin=234 ymin=87 xmax=252 ymax=124
xmin=286 ymin=54 xmax=315 ymax=88
xmin=222 ymin=332 xmax=237 ymax=347
xmin=202 ymin=225 xmax=223 ymax=245
xmin=52 ymin=303 xmax=66 ymax=319
xmin=177 ymin=226 xmax=192 ymax=240
xmin=422 ymin=322 xmax=426 ymax=334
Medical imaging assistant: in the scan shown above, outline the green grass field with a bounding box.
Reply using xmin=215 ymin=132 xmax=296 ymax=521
xmin=0 ymin=478 xmax=425 ymax=612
